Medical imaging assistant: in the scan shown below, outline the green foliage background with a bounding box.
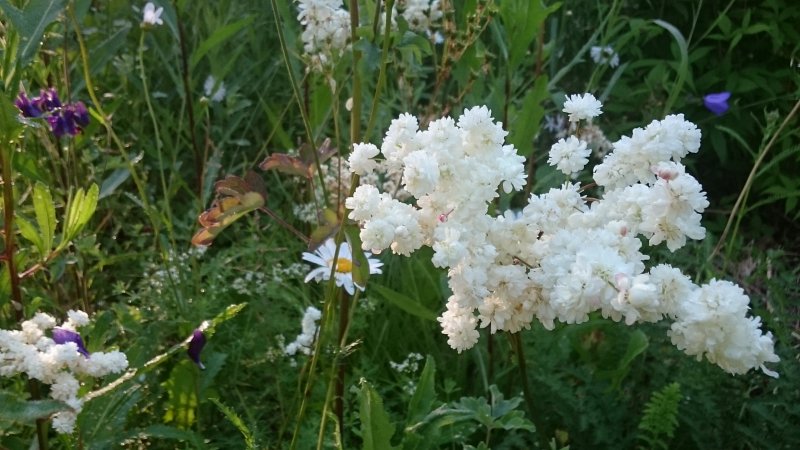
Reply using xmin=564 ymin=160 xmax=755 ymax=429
xmin=0 ymin=0 xmax=798 ymax=448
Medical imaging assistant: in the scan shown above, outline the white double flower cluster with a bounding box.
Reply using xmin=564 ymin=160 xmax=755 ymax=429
xmin=296 ymin=0 xmax=351 ymax=70
xmin=0 ymin=311 xmax=129 ymax=433
xmin=295 ymin=0 xmax=443 ymax=71
xmin=283 ymin=306 xmax=322 ymax=356
xmin=345 ymin=94 xmax=779 ymax=378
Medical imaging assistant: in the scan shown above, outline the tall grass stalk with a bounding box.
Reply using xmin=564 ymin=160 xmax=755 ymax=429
xmin=137 ymin=31 xmax=176 ymax=248
xmin=269 ymin=0 xmax=328 ymax=204
xmin=710 ymin=98 xmax=800 ymax=261
xmin=69 ymin=8 xmax=160 ymax=243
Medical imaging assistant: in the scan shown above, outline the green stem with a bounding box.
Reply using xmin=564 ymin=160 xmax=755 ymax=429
xmin=137 ymin=31 xmax=176 ymax=247
xmin=1 ymin=147 xmax=23 ymax=322
xmin=364 ymin=0 xmax=395 ymax=141
xmin=269 ymin=0 xmax=328 ymax=203
xmin=348 ymin=0 xmax=362 ymax=145
xmin=69 ymin=9 xmax=160 ymax=242
xmin=509 ymin=332 xmax=548 ymax=447
xmin=709 ymin=98 xmax=800 ymax=262
xmin=172 ymin=1 xmax=204 ymax=196
xmin=1 ymin=146 xmax=49 ymax=449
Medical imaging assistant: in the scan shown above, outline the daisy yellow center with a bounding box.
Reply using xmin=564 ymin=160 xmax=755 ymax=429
xmin=328 ymin=257 xmax=353 ymax=274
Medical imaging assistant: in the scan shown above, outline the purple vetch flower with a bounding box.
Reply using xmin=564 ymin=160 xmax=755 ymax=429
xmin=187 ymin=329 xmax=207 ymax=370
xmin=15 ymin=92 xmax=42 ymax=118
xmin=36 ymin=88 xmax=62 ymax=111
xmin=52 ymin=328 xmax=90 ymax=357
xmin=703 ymin=92 xmax=731 ymax=116
xmin=14 ymin=88 xmax=91 ymax=138
xmin=69 ymin=102 xmax=90 ymax=127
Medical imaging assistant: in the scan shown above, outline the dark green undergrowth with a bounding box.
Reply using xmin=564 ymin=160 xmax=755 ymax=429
xmin=1 ymin=0 xmax=798 ymax=449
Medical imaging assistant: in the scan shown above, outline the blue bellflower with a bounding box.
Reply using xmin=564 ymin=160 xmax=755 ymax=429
xmin=187 ymin=329 xmax=207 ymax=370
xmin=52 ymin=328 xmax=90 ymax=357
xmin=703 ymin=92 xmax=731 ymax=116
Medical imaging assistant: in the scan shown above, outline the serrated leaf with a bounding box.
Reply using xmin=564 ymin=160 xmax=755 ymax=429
xmin=0 ymin=391 xmax=68 ymax=422
xmin=208 ymin=398 xmax=257 ymax=449
xmin=0 ymin=0 xmax=67 ymax=69
xmin=359 ymin=379 xmax=397 ymax=450
xmin=32 ymin=183 xmax=56 ymax=255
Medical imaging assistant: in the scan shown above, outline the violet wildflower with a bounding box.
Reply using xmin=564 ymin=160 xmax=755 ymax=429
xmin=703 ymin=92 xmax=731 ymax=116
xmin=15 ymin=92 xmax=42 ymax=118
xmin=36 ymin=87 xmax=62 ymax=111
xmin=52 ymin=327 xmax=90 ymax=357
xmin=187 ymin=329 xmax=206 ymax=369
xmin=15 ymin=88 xmax=90 ymax=138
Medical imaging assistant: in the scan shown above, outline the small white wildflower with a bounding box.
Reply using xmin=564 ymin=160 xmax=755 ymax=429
xmin=203 ymin=75 xmax=226 ymax=102
xmin=348 ymin=143 xmax=380 ymax=176
xmin=142 ymin=2 xmax=164 ymax=26
xmin=548 ymin=136 xmax=590 ymax=175
xmin=590 ymin=45 xmax=620 ymax=68
xmin=563 ymin=93 xmax=603 ymax=122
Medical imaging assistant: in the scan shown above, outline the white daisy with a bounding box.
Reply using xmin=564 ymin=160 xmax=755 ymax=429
xmin=302 ymin=238 xmax=383 ymax=295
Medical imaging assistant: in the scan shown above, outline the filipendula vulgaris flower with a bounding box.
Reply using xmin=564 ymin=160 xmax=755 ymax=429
xmin=302 ymin=238 xmax=383 ymax=295
xmin=0 ymin=310 xmax=128 ymax=433
xmin=295 ymin=0 xmax=351 ymax=71
xmin=344 ymin=95 xmax=779 ymax=377
xmin=284 ymin=306 xmax=323 ymax=357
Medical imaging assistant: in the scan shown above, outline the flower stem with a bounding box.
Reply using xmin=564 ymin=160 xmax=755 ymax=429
xmin=509 ymin=332 xmax=548 ymax=447
xmin=2 ymin=146 xmax=49 ymax=449
xmin=1 ymin=147 xmax=23 ymax=322
xmin=269 ymin=0 xmax=328 ymax=203
xmin=69 ymin=8 xmax=160 ymax=243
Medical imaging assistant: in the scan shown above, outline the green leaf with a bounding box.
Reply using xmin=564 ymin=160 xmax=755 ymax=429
xmin=359 ymin=379 xmax=397 ymax=450
xmin=162 ymin=360 xmax=198 ymax=429
xmin=32 ymin=183 xmax=56 ymax=256
xmin=344 ymin=224 xmax=371 ymax=290
xmin=124 ymin=424 xmax=205 ymax=448
xmin=0 ymin=391 xmax=68 ymax=422
xmin=0 ymin=96 xmax=24 ymax=142
xmin=0 ymin=0 xmax=67 ymax=69
xmin=371 ymin=284 xmax=438 ymax=322
xmin=508 ymin=75 xmax=548 ymax=157
xmin=16 ymin=215 xmax=44 ymax=256
xmin=209 ymin=398 xmax=257 ymax=449
xmin=406 ymin=356 xmax=437 ymax=424
xmin=99 ymin=168 xmax=131 ymax=199
xmin=602 ymin=329 xmax=649 ymax=389
xmin=190 ymin=16 xmax=255 ymax=70
xmin=653 ymin=19 xmax=689 ymax=115
xmin=61 ymin=184 xmax=99 ymax=247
